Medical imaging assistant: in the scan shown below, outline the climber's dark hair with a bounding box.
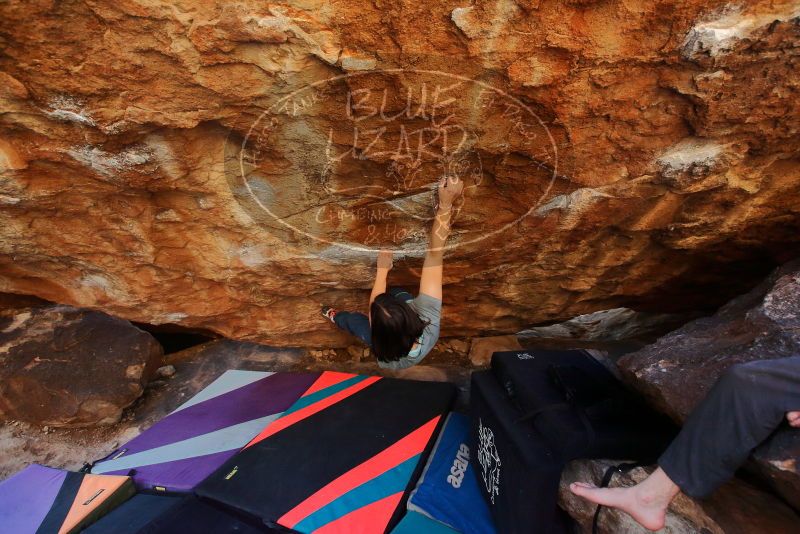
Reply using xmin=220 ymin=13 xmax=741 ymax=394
xmin=370 ymin=293 xmax=427 ymax=363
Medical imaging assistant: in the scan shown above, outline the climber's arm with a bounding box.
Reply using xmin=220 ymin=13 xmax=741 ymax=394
xmin=419 ymin=176 xmax=463 ymax=300
xmin=369 ymin=250 xmax=393 ymax=312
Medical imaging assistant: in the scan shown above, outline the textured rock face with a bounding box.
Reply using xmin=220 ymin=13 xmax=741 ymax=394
xmin=560 ymin=460 xmax=800 ymax=533
xmin=468 ymin=335 xmax=523 ymax=366
xmin=618 ymin=259 xmax=800 ymax=511
xmin=618 ymin=259 xmax=800 ymax=421
xmin=1 ymin=1 xmax=800 ymax=345
xmin=518 ymin=307 xmax=691 ymax=343
xmin=0 ymin=305 xmax=162 ymax=427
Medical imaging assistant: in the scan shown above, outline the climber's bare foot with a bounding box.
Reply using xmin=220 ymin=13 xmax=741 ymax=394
xmin=570 ymin=467 xmax=680 ymax=532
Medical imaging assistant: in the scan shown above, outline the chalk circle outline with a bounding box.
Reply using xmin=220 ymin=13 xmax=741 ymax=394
xmin=238 ymin=68 xmax=558 ymax=255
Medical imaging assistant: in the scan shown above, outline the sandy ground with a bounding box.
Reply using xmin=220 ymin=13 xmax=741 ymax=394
xmin=0 ymin=422 xmax=137 ymax=478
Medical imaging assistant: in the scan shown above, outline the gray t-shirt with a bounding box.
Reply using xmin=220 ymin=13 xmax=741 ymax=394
xmin=377 ymin=293 xmax=442 ymax=370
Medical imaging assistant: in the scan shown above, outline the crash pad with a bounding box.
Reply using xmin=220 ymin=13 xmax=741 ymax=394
xmin=91 ymin=370 xmax=319 ymax=492
xmin=0 ymin=464 xmax=134 ymax=534
xmin=197 ymin=371 xmax=456 ymax=534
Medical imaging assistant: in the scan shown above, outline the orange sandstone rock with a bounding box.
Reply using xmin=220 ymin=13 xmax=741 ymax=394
xmin=0 ymin=1 xmax=798 ymax=346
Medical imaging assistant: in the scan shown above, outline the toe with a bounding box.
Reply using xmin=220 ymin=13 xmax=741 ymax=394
xmin=570 ymin=482 xmax=611 ymax=503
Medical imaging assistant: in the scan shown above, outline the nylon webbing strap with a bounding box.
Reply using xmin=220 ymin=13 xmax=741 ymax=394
xmin=515 ymin=402 xmax=572 ymax=423
xmin=591 ymin=462 xmax=645 ymax=534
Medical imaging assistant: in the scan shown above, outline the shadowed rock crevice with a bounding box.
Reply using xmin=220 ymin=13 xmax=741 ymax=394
xmin=132 ymin=322 xmax=218 ymax=354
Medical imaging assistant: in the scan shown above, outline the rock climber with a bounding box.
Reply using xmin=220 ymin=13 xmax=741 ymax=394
xmin=321 ymin=175 xmax=464 ymax=369
xmin=570 ymin=356 xmax=800 ymax=531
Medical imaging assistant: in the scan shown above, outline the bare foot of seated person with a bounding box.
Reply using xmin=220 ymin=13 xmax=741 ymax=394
xmin=570 ymin=467 xmax=679 ymax=531
xmin=570 ymin=410 xmax=800 ymax=531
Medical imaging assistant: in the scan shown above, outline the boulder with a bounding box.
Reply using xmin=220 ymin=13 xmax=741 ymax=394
xmin=0 ymin=305 xmax=163 ymax=427
xmin=1 ymin=1 xmax=799 ymax=345
xmin=749 ymin=429 xmax=800 ymax=512
xmin=618 ymin=259 xmax=800 ymax=509
xmin=560 ymin=459 xmax=800 ymax=534
xmin=468 ymin=335 xmax=523 ymax=366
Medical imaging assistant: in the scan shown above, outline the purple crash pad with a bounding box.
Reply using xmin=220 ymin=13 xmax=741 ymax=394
xmin=0 ymin=464 xmax=68 ymax=533
xmin=91 ymin=370 xmax=319 ymax=492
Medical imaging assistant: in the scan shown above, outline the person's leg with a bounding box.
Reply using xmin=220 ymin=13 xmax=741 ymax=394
xmin=658 ymin=356 xmax=800 ymax=498
xmin=571 ymin=356 xmax=800 ymax=531
xmin=332 ymin=311 xmax=372 ymax=346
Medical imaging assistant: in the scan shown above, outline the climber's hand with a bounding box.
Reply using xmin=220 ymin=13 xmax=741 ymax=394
xmin=377 ymin=250 xmax=393 ymax=271
xmin=787 ymin=411 xmax=800 ymax=428
xmin=437 ymin=175 xmax=464 ymax=209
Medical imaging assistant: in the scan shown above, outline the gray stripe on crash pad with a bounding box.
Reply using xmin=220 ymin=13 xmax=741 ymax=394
xmin=92 ymin=413 xmax=280 ymax=473
xmin=171 ymin=370 xmax=274 ymax=414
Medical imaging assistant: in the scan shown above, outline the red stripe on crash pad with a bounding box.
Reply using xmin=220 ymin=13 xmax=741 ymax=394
xmin=311 ymin=491 xmax=404 ymax=534
xmin=302 ymin=371 xmax=357 ymax=397
xmin=279 ymin=416 xmax=440 ymax=528
xmin=246 ymin=376 xmax=382 ymax=448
